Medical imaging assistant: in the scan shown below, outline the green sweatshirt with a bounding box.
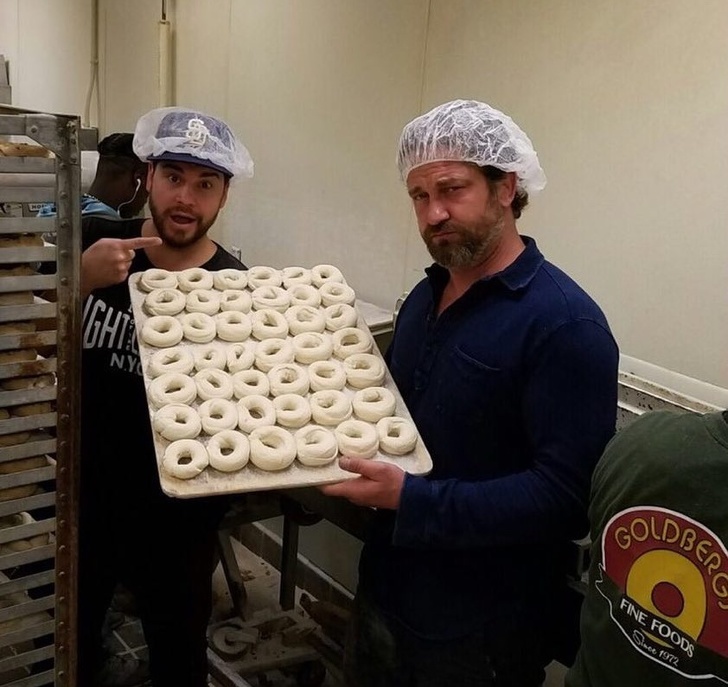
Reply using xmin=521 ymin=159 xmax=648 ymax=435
xmin=567 ymin=410 xmax=728 ymax=686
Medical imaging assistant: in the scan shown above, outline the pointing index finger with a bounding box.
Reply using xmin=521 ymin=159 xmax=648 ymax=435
xmin=122 ymin=236 xmax=162 ymax=251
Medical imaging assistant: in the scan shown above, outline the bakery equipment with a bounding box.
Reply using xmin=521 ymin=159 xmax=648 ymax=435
xmin=0 ymin=104 xmax=82 ymax=687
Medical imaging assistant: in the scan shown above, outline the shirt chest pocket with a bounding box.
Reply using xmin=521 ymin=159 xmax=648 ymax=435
xmin=434 ymin=345 xmax=512 ymax=424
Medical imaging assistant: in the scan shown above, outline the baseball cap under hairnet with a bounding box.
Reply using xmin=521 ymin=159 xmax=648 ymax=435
xmin=397 ymin=99 xmax=546 ymax=195
xmin=133 ymin=107 xmax=254 ymax=179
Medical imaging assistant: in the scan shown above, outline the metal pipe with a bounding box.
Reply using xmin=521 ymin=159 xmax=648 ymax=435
xmin=158 ymin=0 xmax=172 ymax=107
xmin=82 ymin=0 xmax=99 ymax=127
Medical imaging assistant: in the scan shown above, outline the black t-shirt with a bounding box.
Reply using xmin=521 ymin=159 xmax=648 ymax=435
xmin=81 ymin=217 xmax=245 ymax=497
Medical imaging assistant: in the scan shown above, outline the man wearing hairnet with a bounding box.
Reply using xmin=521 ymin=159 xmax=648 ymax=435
xmin=323 ymin=100 xmax=619 ymax=685
xmin=78 ymin=107 xmax=253 ymax=687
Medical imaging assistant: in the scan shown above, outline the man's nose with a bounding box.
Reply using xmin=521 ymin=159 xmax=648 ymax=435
xmin=175 ymin=182 xmax=194 ymax=206
xmin=425 ymin=199 xmax=449 ymax=225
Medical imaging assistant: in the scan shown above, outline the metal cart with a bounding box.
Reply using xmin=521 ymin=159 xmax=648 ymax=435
xmin=0 ymin=104 xmax=83 ymax=687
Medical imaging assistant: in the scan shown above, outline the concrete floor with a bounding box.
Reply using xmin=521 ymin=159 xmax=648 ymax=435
xmin=107 ymin=538 xmax=342 ymax=687
xmin=106 ymin=538 xmax=567 ymax=687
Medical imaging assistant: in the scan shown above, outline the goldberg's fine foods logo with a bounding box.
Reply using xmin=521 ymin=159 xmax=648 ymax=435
xmin=598 ymin=506 xmax=728 ymax=682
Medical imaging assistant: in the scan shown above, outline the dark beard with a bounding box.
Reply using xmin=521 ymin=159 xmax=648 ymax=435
xmin=148 ymin=197 xmax=218 ymax=249
xmin=424 ymin=212 xmax=505 ymax=270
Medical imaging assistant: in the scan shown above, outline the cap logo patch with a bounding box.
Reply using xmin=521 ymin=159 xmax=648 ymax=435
xmin=184 ymin=117 xmax=210 ymax=147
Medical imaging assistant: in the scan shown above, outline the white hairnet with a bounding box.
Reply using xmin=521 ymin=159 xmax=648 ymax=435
xmin=133 ymin=107 xmax=253 ymax=179
xmin=397 ymin=100 xmax=546 ymax=195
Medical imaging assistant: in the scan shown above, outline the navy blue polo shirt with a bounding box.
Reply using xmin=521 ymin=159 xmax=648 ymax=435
xmin=359 ymin=236 xmax=619 ymax=642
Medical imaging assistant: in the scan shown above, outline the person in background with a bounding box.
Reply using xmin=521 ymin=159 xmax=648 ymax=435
xmin=38 ymin=132 xmax=149 ymax=222
xmin=566 ymin=408 xmax=728 ymax=686
xmin=78 ymin=107 xmax=253 ymax=687
xmin=322 ymin=99 xmax=620 ymax=686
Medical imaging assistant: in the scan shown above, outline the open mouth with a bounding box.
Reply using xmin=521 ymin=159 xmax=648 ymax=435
xmin=169 ymin=213 xmax=197 ymax=226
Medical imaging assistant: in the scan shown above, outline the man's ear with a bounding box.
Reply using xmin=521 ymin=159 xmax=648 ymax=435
xmin=219 ymin=180 xmax=230 ymax=210
xmin=145 ymin=162 xmax=154 ymax=192
xmin=496 ymin=172 xmax=518 ymax=208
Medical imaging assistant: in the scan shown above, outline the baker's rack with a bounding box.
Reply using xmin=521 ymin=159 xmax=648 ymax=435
xmin=0 ymin=104 xmax=82 ymax=687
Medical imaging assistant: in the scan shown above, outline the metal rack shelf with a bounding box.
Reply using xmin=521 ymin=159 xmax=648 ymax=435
xmin=0 ymin=104 xmax=81 ymax=687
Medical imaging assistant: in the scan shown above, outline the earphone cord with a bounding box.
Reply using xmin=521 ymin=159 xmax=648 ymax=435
xmin=117 ymin=179 xmax=142 ymax=215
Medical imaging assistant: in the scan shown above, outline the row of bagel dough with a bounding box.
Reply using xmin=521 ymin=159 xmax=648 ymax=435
xmin=148 ymin=340 xmax=383 ymax=384
xmin=142 ymin=310 xmax=369 ymax=351
xmin=139 ymin=264 xmax=346 ymax=294
xmin=145 ymin=281 xmax=355 ymax=317
xmin=150 ymin=353 xmax=384 ymax=395
xmin=162 ymin=414 xmax=417 ymax=479
xmin=154 ymin=384 xmax=401 ymax=437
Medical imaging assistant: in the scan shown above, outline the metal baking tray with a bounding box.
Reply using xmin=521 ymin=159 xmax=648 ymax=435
xmin=128 ymin=270 xmax=432 ymax=498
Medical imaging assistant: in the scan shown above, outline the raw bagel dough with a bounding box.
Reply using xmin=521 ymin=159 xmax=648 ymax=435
xmin=145 ymin=288 xmax=186 ymax=316
xmin=288 ymin=284 xmax=321 ymax=308
xmin=352 ymin=387 xmax=396 ymax=422
xmin=377 ymin=416 xmax=418 ymax=455
xmin=194 ymin=368 xmax=234 ymax=400
xmin=149 ymin=347 xmax=194 ymax=377
xmin=335 ymin=419 xmax=379 ymax=459
xmin=162 ymin=439 xmax=209 ymax=479
xmin=247 ymin=266 xmax=282 ymax=289
xmin=273 ymin=394 xmax=312 ymax=429
xmin=308 ymin=360 xmax=347 ymax=392
xmin=148 ymin=372 xmax=197 ymax=408
xmin=226 ymin=342 xmax=256 ymax=373
xmin=186 ymin=289 xmax=221 ymax=315
xmin=193 ymin=344 xmax=226 ymax=371
xmin=251 ymin=309 xmax=289 ymax=340
xmin=219 ymin=290 xmax=252 ymax=313
xmin=324 ymin=303 xmax=358 ymax=331
xmin=142 ymin=315 xmax=184 ymax=348
xmin=285 ymin=305 xmax=326 ymax=335
xmin=237 ymin=395 xmax=277 ymax=433
xmin=268 ymin=363 xmax=309 ymax=397
xmin=140 ymin=268 xmax=177 ymax=292
xmin=249 ymin=426 xmax=297 ymax=471
xmin=282 ymin=266 xmax=312 ymax=288
xmin=215 ymin=311 xmax=252 ymax=342
xmin=181 ymin=312 xmax=217 ymax=343
xmin=311 ymin=264 xmax=344 ymax=287
xmin=292 ymin=331 xmax=333 ymax=364
xmin=208 ymin=430 xmax=250 ymax=471
xmin=251 ymin=286 xmax=290 ymax=313
xmin=319 ymin=282 xmax=356 ymax=307
xmin=332 ymin=327 xmax=372 ymax=359
xmin=343 ymin=353 xmax=385 ymax=389
xmin=232 ymin=369 xmax=271 ymax=398
xmin=309 ymin=390 xmax=352 ymax=426
xmin=153 ymin=404 xmax=202 ymax=441
xmin=295 ymin=425 xmax=338 ymax=466
xmin=177 ymin=267 xmax=213 ymax=292
xmin=213 ymin=269 xmax=248 ymax=291
xmin=198 ymin=398 xmax=239 ymax=434
xmin=255 ymin=338 xmax=294 ymax=372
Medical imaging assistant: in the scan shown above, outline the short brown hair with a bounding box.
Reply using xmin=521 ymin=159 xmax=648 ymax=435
xmin=480 ymin=166 xmax=529 ymax=219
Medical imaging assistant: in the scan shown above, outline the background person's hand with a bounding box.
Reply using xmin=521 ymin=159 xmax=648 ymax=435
xmin=319 ymin=457 xmax=406 ymax=509
xmin=81 ymin=236 xmax=162 ymax=297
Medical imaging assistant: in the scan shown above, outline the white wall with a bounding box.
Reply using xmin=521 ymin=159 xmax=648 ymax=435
xmin=183 ymin=0 xmax=428 ymax=309
xmin=0 ymin=0 xmax=91 ymax=116
xmin=420 ymin=0 xmax=728 ymax=387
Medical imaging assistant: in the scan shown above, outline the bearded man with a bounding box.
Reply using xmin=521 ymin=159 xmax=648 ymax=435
xmin=322 ymin=100 xmax=620 ymax=687
xmin=78 ymin=107 xmax=253 ymax=687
